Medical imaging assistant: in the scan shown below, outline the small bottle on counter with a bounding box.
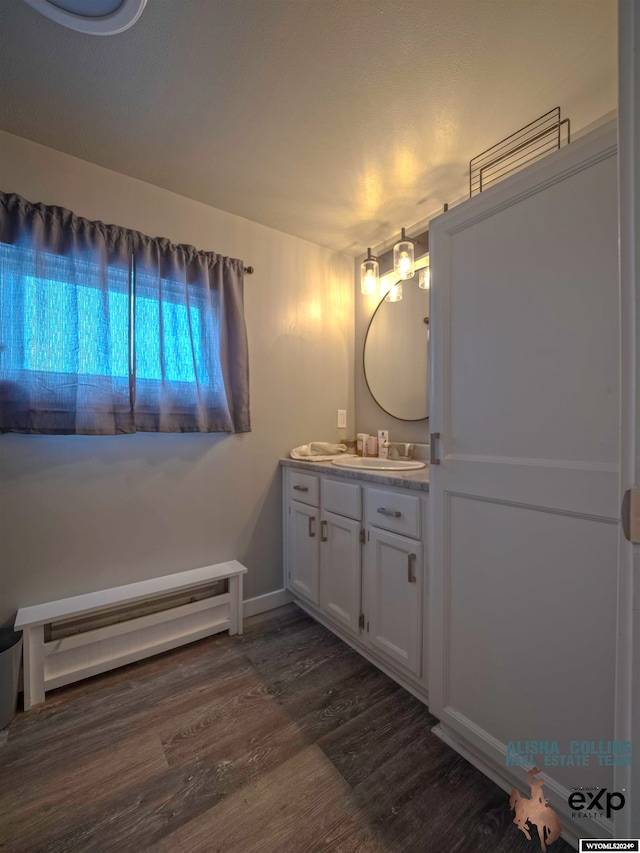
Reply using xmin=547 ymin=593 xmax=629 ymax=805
xmin=365 ymin=435 xmax=378 ymax=457
xmin=378 ymin=429 xmax=389 ymax=458
xmin=356 ymin=433 xmax=368 ymax=457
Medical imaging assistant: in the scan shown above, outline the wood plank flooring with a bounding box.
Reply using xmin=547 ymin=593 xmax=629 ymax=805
xmin=0 ymin=604 xmax=574 ymax=852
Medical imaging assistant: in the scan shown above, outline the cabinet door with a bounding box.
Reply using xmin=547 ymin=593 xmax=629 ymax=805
xmin=287 ymin=500 xmax=320 ymax=605
xmin=320 ymin=509 xmax=361 ymax=636
xmin=365 ymin=527 xmax=423 ymax=676
xmin=428 ymin=127 xmax=619 ymax=812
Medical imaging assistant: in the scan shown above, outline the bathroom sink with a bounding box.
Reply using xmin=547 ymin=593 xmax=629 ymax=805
xmin=332 ymin=457 xmax=426 ymax=471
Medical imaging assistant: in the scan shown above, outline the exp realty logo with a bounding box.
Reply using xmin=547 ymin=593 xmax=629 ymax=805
xmin=505 ymin=741 xmax=632 ymax=851
xmin=508 ymin=771 xmax=629 ymax=852
xmin=569 ymin=787 xmax=626 ymax=820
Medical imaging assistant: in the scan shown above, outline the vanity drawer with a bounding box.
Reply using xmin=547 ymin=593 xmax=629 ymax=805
xmin=323 ymin=478 xmax=361 ymax=520
xmin=364 ymin=487 xmax=421 ymax=539
xmin=288 ymin=470 xmax=320 ymax=507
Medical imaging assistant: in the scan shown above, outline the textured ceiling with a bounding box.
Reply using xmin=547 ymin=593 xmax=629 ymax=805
xmin=0 ymin=0 xmax=617 ymax=255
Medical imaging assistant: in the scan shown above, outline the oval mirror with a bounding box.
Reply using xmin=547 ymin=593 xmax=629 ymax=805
xmin=363 ymin=280 xmax=429 ymax=421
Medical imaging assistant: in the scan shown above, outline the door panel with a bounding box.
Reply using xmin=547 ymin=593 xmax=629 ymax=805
xmin=428 ymin=125 xmax=620 ymax=833
xmin=366 ymin=527 xmax=423 ymax=676
xmin=446 ymin=493 xmax=617 ymax=792
xmin=288 ymin=500 xmax=319 ymax=605
xmin=320 ymin=510 xmax=361 ymax=635
xmin=448 ymin=165 xmax=619 ymax=467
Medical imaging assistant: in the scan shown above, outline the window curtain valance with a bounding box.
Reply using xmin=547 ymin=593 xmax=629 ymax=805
xmin=0 ymin=192 xmax=251 ymax=435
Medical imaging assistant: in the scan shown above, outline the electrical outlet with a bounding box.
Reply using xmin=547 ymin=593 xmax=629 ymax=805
xmin=337 ymin=409 xmax=347 ymax=429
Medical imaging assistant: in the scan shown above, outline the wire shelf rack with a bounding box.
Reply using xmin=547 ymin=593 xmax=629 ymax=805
xmin=469 ymin=108 xmax=571 ymax=197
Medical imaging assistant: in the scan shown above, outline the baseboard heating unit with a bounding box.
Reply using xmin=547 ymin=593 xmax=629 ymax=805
xmin=14 ymin=561 xmax=247 ymax=710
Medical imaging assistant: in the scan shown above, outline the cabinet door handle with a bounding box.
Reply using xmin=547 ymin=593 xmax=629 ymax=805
xmin=293 ymin=485 xmax=309 ymax=492
xmin=430 ymin=433 xmax=441 ymax=465
xmin=321 ymin=520 xmax=328 ymax=542
xmin=377 ymin=507 xmax=401 ymax=518
xmin=407 ymin=553 xmax=417 ymax=583
xmin=308 ymin=516 xmax=316 ymax=537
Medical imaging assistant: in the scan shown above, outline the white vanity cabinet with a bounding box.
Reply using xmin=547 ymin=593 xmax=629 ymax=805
xmin=288 ymin=498 xmax=320 ymax=604
xmin=283 ymin=462 xmax=429 ymax=699
xmin=285 ymin=467 xmax=362 ymax=632
xmin=319 ymin=509 xmax=361 ymax=635
xmin=286 ymin=470 xmax=321 ymax=604
xmin=319 ymin=475 xmax=362 ymax=634
xmin=363 ymin=487 xmax=424 ymax=677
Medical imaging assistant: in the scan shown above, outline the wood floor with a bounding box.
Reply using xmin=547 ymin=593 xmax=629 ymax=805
xmin=0 ymin=604 xmax=574 ymax=853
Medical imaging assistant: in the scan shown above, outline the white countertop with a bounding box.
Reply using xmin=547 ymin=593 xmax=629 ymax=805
xmin=280 ymin=457 xmax=429 ymax=492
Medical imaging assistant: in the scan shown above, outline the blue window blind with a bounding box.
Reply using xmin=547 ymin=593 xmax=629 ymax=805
xmin=0 ymin=245 xmax=223 ymax=391
xmin=133 ymin=270 xmax=221 ymax=388
xmin=1 ymin=244 xmax=130 ymax=378
xmin=0 ymin=190 xmax=251 ymax=435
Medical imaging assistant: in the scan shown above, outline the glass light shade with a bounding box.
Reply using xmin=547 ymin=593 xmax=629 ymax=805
xmin=394 ymin=240 xmax=415 ymax=280
xmin=419 ymin=267 xmax=430 ymax=289
xmin=360 ymin=257 xmax=379 ymax=295
xmin=385 ymin=282 xmax=403 ymax=302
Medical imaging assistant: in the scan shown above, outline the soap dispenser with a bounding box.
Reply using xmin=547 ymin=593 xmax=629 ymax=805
xmin=378 ymin=429 xmax=389 ymax=458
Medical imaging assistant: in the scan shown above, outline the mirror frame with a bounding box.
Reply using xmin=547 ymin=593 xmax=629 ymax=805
xmin=362 ymin=283 xmax=429 ymax=423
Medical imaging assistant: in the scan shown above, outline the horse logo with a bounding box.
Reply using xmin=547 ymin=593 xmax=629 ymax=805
xmin=510 ymin=767 xmax=562 ymax=852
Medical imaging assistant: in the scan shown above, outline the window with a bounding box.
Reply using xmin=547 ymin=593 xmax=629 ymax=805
xmin=1 ymin=244 xmax=130 ymax=379
xmin=0 ymin=192 xmax=250 ymax=434
xmin=133 ymin=269 xmax=222 ymax=389
xmin=1 ymin=244 xmax=225 ymax=387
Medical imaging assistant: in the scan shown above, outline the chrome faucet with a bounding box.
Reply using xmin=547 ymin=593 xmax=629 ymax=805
xmin=384 ymin=441 xmax=415 ymax=459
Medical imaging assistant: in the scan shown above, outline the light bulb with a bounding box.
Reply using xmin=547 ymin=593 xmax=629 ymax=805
xmin=419 ymin=267 xmax=430 ymax=289
xmin=398 ymin=253 xmax=413 ymax=279
xmin=393 ymin=230 xmax=415 ymax=280
xmin=385 ymin=282 xmax=403 ymax=302
xmin=362 ymin=268 xmax=377 ymax=295
xmin=360 ymin=250 xmax=379 ymax=295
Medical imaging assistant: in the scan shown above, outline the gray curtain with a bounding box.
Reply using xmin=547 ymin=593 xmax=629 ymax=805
xmin=0 ymin=192 xmax=251 ymax=434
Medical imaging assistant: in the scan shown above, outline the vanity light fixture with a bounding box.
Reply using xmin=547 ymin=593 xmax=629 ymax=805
xmin=361 ymin=225 xmax=428 ymax=299
xmin=393 ymin=228 xmax=415 ymax=280
xmin=418 ymin=267 xmax=430 ymax=289
xmin=360 ymin=248 xmax=380 ymax=295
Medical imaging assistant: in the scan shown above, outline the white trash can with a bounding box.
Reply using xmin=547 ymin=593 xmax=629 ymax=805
xmin=0 ymin=624 xmax=22 ymax=730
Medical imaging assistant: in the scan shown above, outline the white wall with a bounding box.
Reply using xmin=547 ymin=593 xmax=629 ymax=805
xmin=0 ymin=130 xmax=354 ymax=625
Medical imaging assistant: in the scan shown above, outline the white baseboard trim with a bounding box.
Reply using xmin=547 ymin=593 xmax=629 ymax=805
xmin=243 ymin=589 xmax=293 ymax=618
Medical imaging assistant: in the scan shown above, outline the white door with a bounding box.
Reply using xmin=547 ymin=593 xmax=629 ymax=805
xmin=288 ymin=499 xmax=320 ymax=605
xmin=616 ymin=1 xmax=639 ymax=837
xmin=365 ymin=527 xmax=423 ymax=676
xmin=428 ymin=124 xmax=620 ymax=838
xmin=319 ymin=509 xmax=361 ymax=635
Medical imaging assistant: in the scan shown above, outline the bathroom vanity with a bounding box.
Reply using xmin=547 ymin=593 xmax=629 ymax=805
xmin=281 ymin=458 xmax=429 ymax=700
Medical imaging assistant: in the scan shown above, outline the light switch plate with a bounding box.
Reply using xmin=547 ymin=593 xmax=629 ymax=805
xmin=337 ymin=409 xmax=347 ymax=429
